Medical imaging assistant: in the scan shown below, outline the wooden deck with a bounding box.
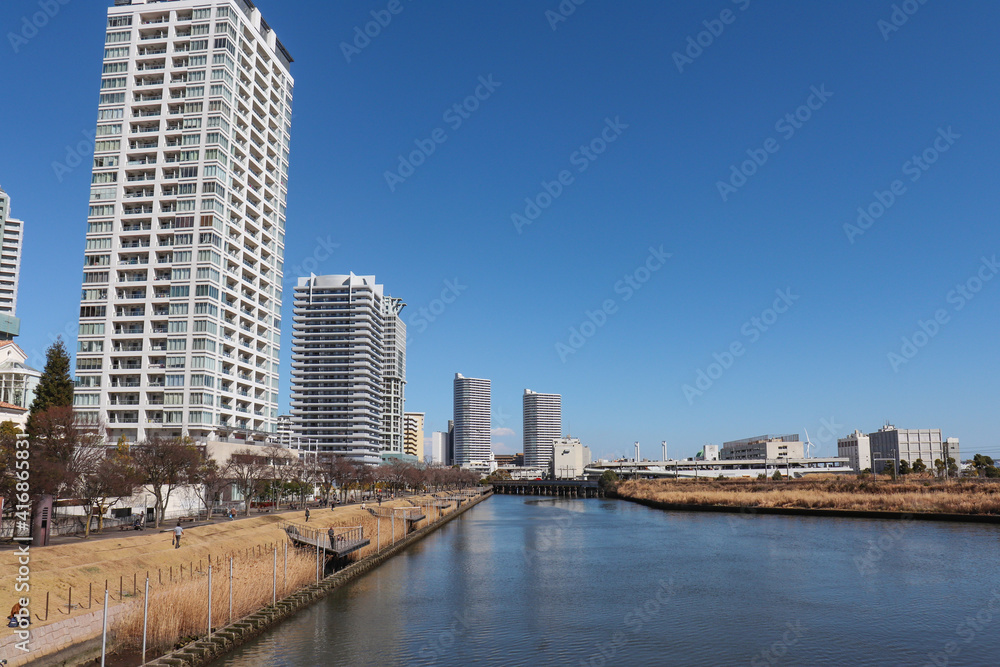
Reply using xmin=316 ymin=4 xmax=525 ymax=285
xmin=280 ymin=522 xmax=370 ymax=557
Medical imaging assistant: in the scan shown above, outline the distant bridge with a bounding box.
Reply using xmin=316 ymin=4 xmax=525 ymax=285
xmin=490 ymin=480 xmax=605 ymax=498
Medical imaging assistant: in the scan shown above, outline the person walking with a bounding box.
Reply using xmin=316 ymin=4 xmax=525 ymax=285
xmin=173 ymin=522 xmax=183 ymax=549
xmin=305 ymin=507 xmax=310 ymax=522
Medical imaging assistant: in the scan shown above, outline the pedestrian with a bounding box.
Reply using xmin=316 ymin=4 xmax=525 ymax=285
xmin=173 ymin=522 xmax=183 ymax=549
xmin=305 ymin=507 xmax=310 ymax=522
xmin=8 ymin=601 xmax=25 ymax=628
xmin=327 ymin=527 xmax=335 ymax=547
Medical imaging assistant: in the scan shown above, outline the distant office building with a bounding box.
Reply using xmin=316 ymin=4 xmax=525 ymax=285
xmin=523 ymin=389 xmax=561 ymax=468
xmin=494 ymin=453 xmax=524 ymax=467
xmin=290 ymin=274 xmax=405 ymax=465
xmin=721 ymin=434 xmax=803 ymax=460
xmin=0 ymin=186 xmax=23 ymax=340
xmin=454 ymin=373 xmax=490 ymax=467
xmin=695 ymin=445 xmax=719 ymax=461
xmin=868 ymin=425 xmax=955 ymax=473
xmin=553 ymin=437 xmax=592 ymax=479
xmin=838 ymin=430 xmax=872 ymax=472
xmin=430 ymin=431 xmax=448 ymax=465
xmin=403 ymin=412 xmax=424 ymax=460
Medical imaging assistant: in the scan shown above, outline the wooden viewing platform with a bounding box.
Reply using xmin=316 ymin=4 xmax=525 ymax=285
xmin=367 ymin=507 xmax=426 ymax=524
xmin=280 ymin=522 xmax=370 ymax=557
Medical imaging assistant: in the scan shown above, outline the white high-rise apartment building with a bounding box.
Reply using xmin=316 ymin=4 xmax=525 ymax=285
xmin=0 ymin=186 xmax=23 ymax=340
xmin=381 ymin=296 xmax=406 ymax=455
xmin=74 ymin=0 xmax=293 ymax=443
xmin=290 ymin=274 xmax=405 ymax=465
xmin=453 ymin=373 xmax=490 ymax=467
xmin=523 ymin=389 xmax=561 ymax=468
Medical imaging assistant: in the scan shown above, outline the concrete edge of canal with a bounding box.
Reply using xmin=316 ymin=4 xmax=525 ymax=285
xmin=47 ymin=491 xmax=494 ymax=667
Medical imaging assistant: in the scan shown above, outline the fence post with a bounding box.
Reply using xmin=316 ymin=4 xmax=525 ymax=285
xmin=67 ymin=586 xmax=72 ymax=615
xmin=142 ymin=576 xmax=149 ymax=665
xmin=272 ymin=547 xmax=276 ymax=606
xmin=377 ymin=516 xmax=380 ymax=552
xmin=100 ymin=588 xmax=109 ymax=667
xmin=208 ymin=565 xmax=213 ymax=637
xmin=283 ymin=541 xmax=287 ymax=593
xmin=229 ymin=556 xmax=233 ymax=624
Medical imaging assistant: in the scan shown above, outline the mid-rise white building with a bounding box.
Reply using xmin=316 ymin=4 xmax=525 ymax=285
xmin=721 ymin=434 xmax=803 ymax=460
xmin=868 ymin=425 xmax=956 ymax=472
xmin=74 ymin=0 xmax=294 ymax=443
xmin=838 ymin=430 xmax=872 ymax=472
xmin=429 ymin=431 xmax=447 ymax=465
xmin=0 ymin=186 xmax=23 ymax=340
xmin=290 ymin=274 xmax=405 ymax=465
xmin=454 ymin=373 xmax=490 ymax=467
xmin=403 ymin=411 xmax=424 ymax=460
xmin=523 ymin=389 xmax=561 ymax=468
xmin=553 ymin=437 xmax=591 ymax=479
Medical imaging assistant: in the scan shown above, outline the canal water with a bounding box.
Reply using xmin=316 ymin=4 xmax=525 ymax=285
xmin=214 ymin=495 xmax=1000 ymax=666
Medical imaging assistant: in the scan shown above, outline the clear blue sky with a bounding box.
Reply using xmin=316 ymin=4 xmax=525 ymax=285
xmin=2 ymin=0 xmax=999 ymax=460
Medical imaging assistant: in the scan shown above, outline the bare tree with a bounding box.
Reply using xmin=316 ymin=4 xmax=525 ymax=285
xmin=131 ymin=437 xmax=201 ymax=528
xmin=191 ymin=456 xmax=231 ymax=520
xmin=75 ymin=443 xmax=141 ymax=536
xmin=228 ymin=447 xmax=269 ymax=516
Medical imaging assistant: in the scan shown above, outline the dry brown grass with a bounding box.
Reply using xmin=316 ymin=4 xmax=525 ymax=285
xmin=111 ymin=547 xmax=315 ymax=652
xmin=618 ymin=478 xmax=1000 ymax=514
xmin=0 ymin=493 xmax=457 ymax=634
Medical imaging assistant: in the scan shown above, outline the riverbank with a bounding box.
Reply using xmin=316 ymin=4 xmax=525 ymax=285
xmin=616 ymin=478 xmax=1000 ymax=521
xmin=146 ymin=490 xmax=492 ymax=667
xmin=1 ymin=492 xmax=479 ymax=667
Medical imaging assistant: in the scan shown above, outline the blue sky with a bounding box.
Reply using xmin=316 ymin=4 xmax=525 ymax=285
xmin=2 ymin=0 xmax=999 ymax=460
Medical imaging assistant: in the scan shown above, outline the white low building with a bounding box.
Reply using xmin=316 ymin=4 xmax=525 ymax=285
xmin=553 ymin=437 xmax=592 ymax=479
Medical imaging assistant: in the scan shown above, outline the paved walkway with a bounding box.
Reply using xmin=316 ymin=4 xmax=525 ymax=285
xmin=0 ymin=492 xmax=431 ymax=551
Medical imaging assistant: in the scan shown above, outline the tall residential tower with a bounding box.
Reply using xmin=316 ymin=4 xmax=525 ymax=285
xmin=289 ymin=274 xmax=405 ymax=465
xmin=523 ymin=389 xmax=561 ymax=468
xmin=74 ymin=0 xmax=293 ymax=442
xmin=453 ymin=373 xmax=490 ymax=467
xmin=0 ymin=186 xmax=23 ymax=340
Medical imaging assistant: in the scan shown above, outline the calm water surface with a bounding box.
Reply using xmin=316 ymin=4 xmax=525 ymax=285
xmin=214 ymin=495 xmax=1000 ymax=666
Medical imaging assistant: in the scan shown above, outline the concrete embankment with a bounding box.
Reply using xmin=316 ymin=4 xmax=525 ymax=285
xmin=143 ymin=491 xmax=492 ymax=667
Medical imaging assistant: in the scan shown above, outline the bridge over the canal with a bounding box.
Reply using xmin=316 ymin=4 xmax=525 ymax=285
xmin=490 ymin=480 xmax=605 ymax=497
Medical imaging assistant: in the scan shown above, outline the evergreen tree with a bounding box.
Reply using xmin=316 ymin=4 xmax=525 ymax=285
xmin=29 ymin=338 xmax=74 ymax=415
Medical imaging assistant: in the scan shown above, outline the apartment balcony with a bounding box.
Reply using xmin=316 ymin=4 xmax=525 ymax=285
xmin=123 ymin=206 xmax=154 ymax=215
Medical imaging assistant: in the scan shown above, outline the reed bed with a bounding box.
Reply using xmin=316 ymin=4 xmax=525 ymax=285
xmin=618 ymin=478 xmax=1000 ymax=515
xmin=111 ymin=547 xmax=315 ymax=653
